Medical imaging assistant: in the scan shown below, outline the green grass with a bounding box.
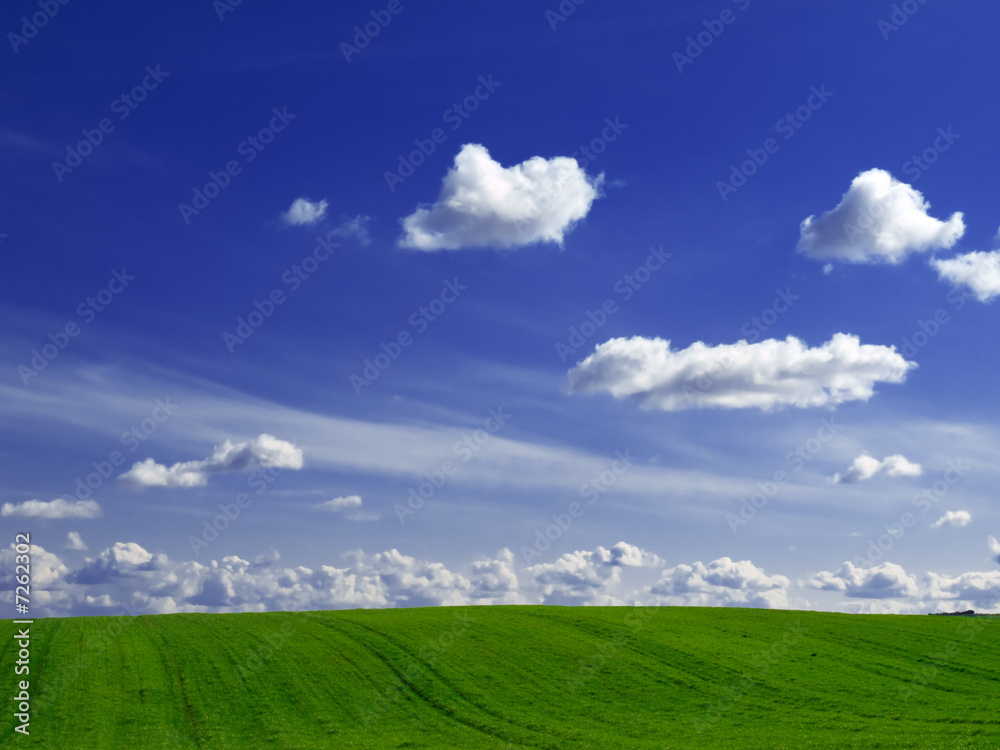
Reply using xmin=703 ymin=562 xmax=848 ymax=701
xmin=2 ymin=606 xmax=999 ymax=748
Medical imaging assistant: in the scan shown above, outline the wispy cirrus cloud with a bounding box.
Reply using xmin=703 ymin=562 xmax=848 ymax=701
xmin=330 ymin=214 xmax=371 ymax=244
xmin=931 ymin=510 xmax=971 ymax=529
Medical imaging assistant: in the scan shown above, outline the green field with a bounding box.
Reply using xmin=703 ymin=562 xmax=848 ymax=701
xmin=2 ymin=606 xmax=999 ymax=748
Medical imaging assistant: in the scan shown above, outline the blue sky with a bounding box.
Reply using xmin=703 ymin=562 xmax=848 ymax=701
xmin=4 ymin=0 xmax=1000 ymax=616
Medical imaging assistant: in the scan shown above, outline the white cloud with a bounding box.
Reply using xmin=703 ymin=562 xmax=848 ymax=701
xmin=468 ymin=549 xmax=524 ymax=605
xmin=809 ymin=558 xmax=1000 ymax=612
xmin=566 ymin=333 xmax=915 ymax=412
xmin=0 ymin=543 xmax=73 ymax=614
xmin=119 ymin=433 xmax=303 ymax=488
xmin=925 ymin=570 xmax=1000 ymax=609
xmin=71 ymin=542 xmax=158 ymax=584
xmin=797 ymin=168 xmax=965 ymax=264
xmin=644 ymin=557 xmax=790 ymax=608
xmin=1 ymin=497 xmax=102 ymax=519
xmin=0 ymin=357 xmax=757 ymax=505
xmin=931 ymin=250 xmax=1000 ymax=303
xmin=524 ymin=542 xmax=661 ymax=606
xmin=808 ymin=562 xmax=919 ymax=599
xmin=1 ymin=544 xmax=69 ymax=588
xmin=282 ymin=197 xmax=328 ymax=226
xmin=118 ymin=458 xmax=205 ymax=488
xmin=398 ymin=143 xmax=602 ymax=251
xmin=23 ymin=535 xmax=1000 ymax=618
xmin=331 ymin=214 xmax=372 ymax=245
xmin=318 ymin=495 xmax=363 ymax=511
xmin=342 ymin=548 xmax=474 ymax=607
xmin=317 ymin=495 xmax=376 ymax=520
xmin=833 ymin=452 xmax=923 ymax=483
xmin=989 ymin=535 xmax=1000 ymax=565
xmin=931 ymin=510 xmax=971 ymax=529
xmin=9 ymin=540 xmax=657 ymax=615
xmin=65 ymin=531 xmax=88 ymax=550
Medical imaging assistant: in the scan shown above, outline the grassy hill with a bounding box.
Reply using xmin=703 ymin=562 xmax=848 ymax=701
xmin=2 ymin=606 xmax=999 ymax=748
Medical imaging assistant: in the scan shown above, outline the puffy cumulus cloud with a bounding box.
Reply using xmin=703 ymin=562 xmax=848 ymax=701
xmin=808 ymin=562 xmax=919 ymax=599
xmin=931 ymin=510 xmax=971 ymax=529
xmin=348 ymin=549 xmax=474 ymax=607
xmin=808 ymin=557 xmax=1000 ymax=612
xmin=6 ymin=542 xmax=656 ymax=616
xmin=119 ymin=433 xmax=303 ymax=488
xmin=989 ymin=536 xmax=1000 ymax=566
xmin=119 ymin=458 xmax=205 ymax=488
xmin=398 ymin=143 xmax=602 ymax=251
xmin=565 ymin=334 xmax=915 ymax=412
xmin=644 ymin=557 xmax=790 ymax=609
xmin=0 ymin=543 xmax=73 ymax=613
xmin=468 ymin=549 xmax=525 ymax=605
xmin=70 ymin=542 xmax=158 ymax=585
xmin=19 ymin=543 xmax=470 ymax=616
xmin=525 ymin=542 xmax=661 ymax=606
xmin=925 ymin=571 xmax=1000 ymax=610
xmin=931 ymin=250 xmax=1000 ymax=303
xmin=833 ymin=452 xmax=923 ymax=483
xmin=1 ymin=497 xmax=102 ymax=519
xmin=1 ymin=543 xmax=69 ymax=588
xmin=282 ymin=197 xmax=328 ymax=226
xmin=172 ymin=549 xmax=476 ymax=612
xmin=600 ymin=541 xmax=662 ymax=568
xmin=27 ymin=538 xmax=1000 ymax=618
xmin=142 ymin=554 xmax=389 ymax=614
xmin=65 ymin=531 xmax=88 ymax=550
xmin=797 ymin=168 xmax=964 ymax=264
xmin=318 ymin=495 xmax=363 ymax=511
